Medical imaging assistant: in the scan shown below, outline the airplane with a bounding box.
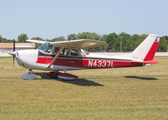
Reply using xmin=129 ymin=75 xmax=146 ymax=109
xmin=9 ymin=34 xmax=162 ymax=80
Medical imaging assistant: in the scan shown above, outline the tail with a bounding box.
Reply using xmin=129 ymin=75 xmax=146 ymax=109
xmin=131 ymin=34 xmax=162 ymax=62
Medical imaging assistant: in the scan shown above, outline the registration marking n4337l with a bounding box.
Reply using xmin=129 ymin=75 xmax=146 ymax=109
xmin=88 ymin=60 xmax=113 ymax=68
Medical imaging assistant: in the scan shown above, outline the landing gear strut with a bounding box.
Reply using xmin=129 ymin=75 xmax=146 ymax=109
xmin=46 ymin=71 xmax=60 ymax=79
xmin=28 ymin=69 xmax=33 ymax=74
xmin=20 ymin=69 xmax=37 ymax=80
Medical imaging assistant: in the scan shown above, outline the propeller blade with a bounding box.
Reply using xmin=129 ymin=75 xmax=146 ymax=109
xmin=8 ymin=51 xmax=16 ymax=67
xmin=13 ymin=39 xmax=16 ymax=67
xmin=13 ymin=55 xmax=15 ymax=68
xmin=13 ymin=39 xmax=15 ymax=52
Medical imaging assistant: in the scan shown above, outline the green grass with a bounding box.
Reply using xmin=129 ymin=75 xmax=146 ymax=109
xmin=0 ymin=57 xmax=168 ymax=119
xmin=0 ymin=56 xmax=12 ymax=58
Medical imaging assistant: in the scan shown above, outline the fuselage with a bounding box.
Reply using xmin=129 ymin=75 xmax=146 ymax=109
xmin=15 ymin=49 xmax=144 ymax=72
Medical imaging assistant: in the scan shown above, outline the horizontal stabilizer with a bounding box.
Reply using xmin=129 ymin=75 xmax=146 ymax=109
xmin=144 ymin=60 xmax=160 ymax=65
xmin=131 ymin=60 xmax=160 ymax=66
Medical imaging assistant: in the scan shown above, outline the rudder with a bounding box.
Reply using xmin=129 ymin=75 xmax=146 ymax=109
xmin=131 ymin=34 xmax=162 ymax=61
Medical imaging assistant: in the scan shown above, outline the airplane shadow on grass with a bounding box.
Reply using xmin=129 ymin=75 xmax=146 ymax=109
xmin=33 ymin=72 xmax=104 ymax=86
xmin=124 ymin=76 xmax=158 ymax=80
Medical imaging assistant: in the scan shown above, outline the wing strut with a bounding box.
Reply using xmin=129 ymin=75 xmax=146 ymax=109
xmin=47 ymin=46 xmax=64 ymax=68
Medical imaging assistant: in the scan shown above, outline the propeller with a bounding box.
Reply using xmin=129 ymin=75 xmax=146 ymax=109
xmin=12 ymin=39 xmax=15 ymax=67
xmin=8 ymin=38 xmax=16 ymax=67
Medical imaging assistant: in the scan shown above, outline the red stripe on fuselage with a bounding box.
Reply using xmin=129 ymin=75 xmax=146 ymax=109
xmin=36 ymin=56 xmax=143 ymax=69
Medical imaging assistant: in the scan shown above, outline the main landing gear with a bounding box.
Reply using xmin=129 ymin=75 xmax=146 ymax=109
xmin=46 ymin=71 xmax=78 ymax=80
xmin=46 ymin=71 xmax=60 ymax=79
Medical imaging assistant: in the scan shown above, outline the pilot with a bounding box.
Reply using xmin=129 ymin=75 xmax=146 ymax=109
xmin=54 ymin=47 xmax=59 ymax=55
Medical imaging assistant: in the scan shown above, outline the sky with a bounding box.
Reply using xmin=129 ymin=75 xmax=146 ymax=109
xmin=0 ymin=0 xmax=168 ymax=40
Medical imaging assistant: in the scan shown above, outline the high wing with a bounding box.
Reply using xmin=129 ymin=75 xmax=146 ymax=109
xmin=27 ymin=39 xmax=105 ymax=69
xmin=50 ymin=39 xmax=105 ymax=49
xmin=27 ymin=39 xmax=105 ymax=49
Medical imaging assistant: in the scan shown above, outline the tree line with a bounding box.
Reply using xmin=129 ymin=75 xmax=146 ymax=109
xmin=0 ymin=32 xmax=167 ymax=52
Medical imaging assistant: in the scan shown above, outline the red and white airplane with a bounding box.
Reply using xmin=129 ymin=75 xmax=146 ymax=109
xmin=9 ymin=34 xmax=162 ymax=80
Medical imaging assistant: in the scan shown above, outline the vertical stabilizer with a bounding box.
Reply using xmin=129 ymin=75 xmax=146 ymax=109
xmin=131 ymin=34 xmax=162 ymax=61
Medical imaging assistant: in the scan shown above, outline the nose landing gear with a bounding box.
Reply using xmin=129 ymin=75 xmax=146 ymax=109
xmin=20 ymin=69 xmax=37 ymax=80
xmin=28 ymin=69 xmax=33 ymax=74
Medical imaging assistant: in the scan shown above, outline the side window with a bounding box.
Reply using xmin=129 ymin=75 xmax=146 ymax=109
xmin=53 ymin=47 xmax=60 ymax=55
xmin=70 ymin=49 xmax=82 ymax=56
xmin=59 ymin=48 xmax=69 ymax=56
xmin=57 ymin=48 xmax=81 ymax=57
xmin=48 ymin=46 xmax=53 ymax=53
xmin=64 ymin=48 xmax=69 ymax=56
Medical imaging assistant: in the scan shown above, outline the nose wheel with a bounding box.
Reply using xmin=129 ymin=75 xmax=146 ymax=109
xmin=20 ymin=69 xmax=37 ymax=80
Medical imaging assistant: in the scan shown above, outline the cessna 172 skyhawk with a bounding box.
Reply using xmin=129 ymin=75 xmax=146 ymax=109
xmin=9 ymin=34 xmax=162 ymax=80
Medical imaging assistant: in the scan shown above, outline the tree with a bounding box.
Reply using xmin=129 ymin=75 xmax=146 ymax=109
xmin=18 ymin=33 xmax=28 ymax=42
xmin=31 ymin=37 xmax=43 ymax=40
xmin=90 ymin=32 xmax=101 ymax=40
xmin=67 ymin=34 xmax=77 ymax=40
xmin=1 ymin=38 xmax=9 ymax=42
xmin=51 ymin=38 xmax=57 ymax=42
xmin=76 ymin=32 xmax=101 ymax=40
xmin=106 ymin=33 xmax=118 ymax=51
xmin=111 ymin=39 xmax=120 ymax=52
xmin=157 ymin=37 xmax=167 ymax=52
xmin=57 ymin=36 xmax=66 ymax=41
xmin=100 ymin=34 xmax=108 ymax=51
xmin=164 ymin=36 xmax=168 ymax=51
xmin=31 ymin=37 xmax=44 ymax=49
xmin=0 ymin=35 xmax=3 ymax=42
xmin=119 ymin=32 xmax=131 ymax=51
xmin=77 ymin=32 xmax=91 ymax=39
xmin=129 ymin=34 xmax=140 ymax=51
xmin=106 ymin=32 xmax=118 ymax=44
xmin=0 ymin=35 xmax=10 ymax=42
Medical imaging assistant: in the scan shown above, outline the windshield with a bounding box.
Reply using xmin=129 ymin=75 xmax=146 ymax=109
xmin=37 ymin=42 xmax=52 ymax=53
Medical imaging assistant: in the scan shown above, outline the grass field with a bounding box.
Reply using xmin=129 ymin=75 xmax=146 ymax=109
xmin=0 ymin=56 xmax=168 ymax=120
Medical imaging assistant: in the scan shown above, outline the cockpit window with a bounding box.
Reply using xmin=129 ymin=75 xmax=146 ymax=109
xmin=70 ymin=49 xmax=82 ymax=56
xmin=37 ymin=42 xmax=52 ymax=53
xmin=37 ymin=44 xmax=83 ymax=57
xmin=81 ymin=49 xmax=89 ymax=55
xmin=58 ymin=48 xmax=82 ymax=57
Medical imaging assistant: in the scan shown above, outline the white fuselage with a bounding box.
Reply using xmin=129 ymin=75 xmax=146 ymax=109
xmin=15 ymin=49 xmax=145 ymax=72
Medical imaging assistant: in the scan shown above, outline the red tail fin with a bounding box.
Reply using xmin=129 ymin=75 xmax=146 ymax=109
xmin=144 ymin=37 xmax=160 ymax=61
xmin=131 ymin=34 xmax=162 ymax=61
